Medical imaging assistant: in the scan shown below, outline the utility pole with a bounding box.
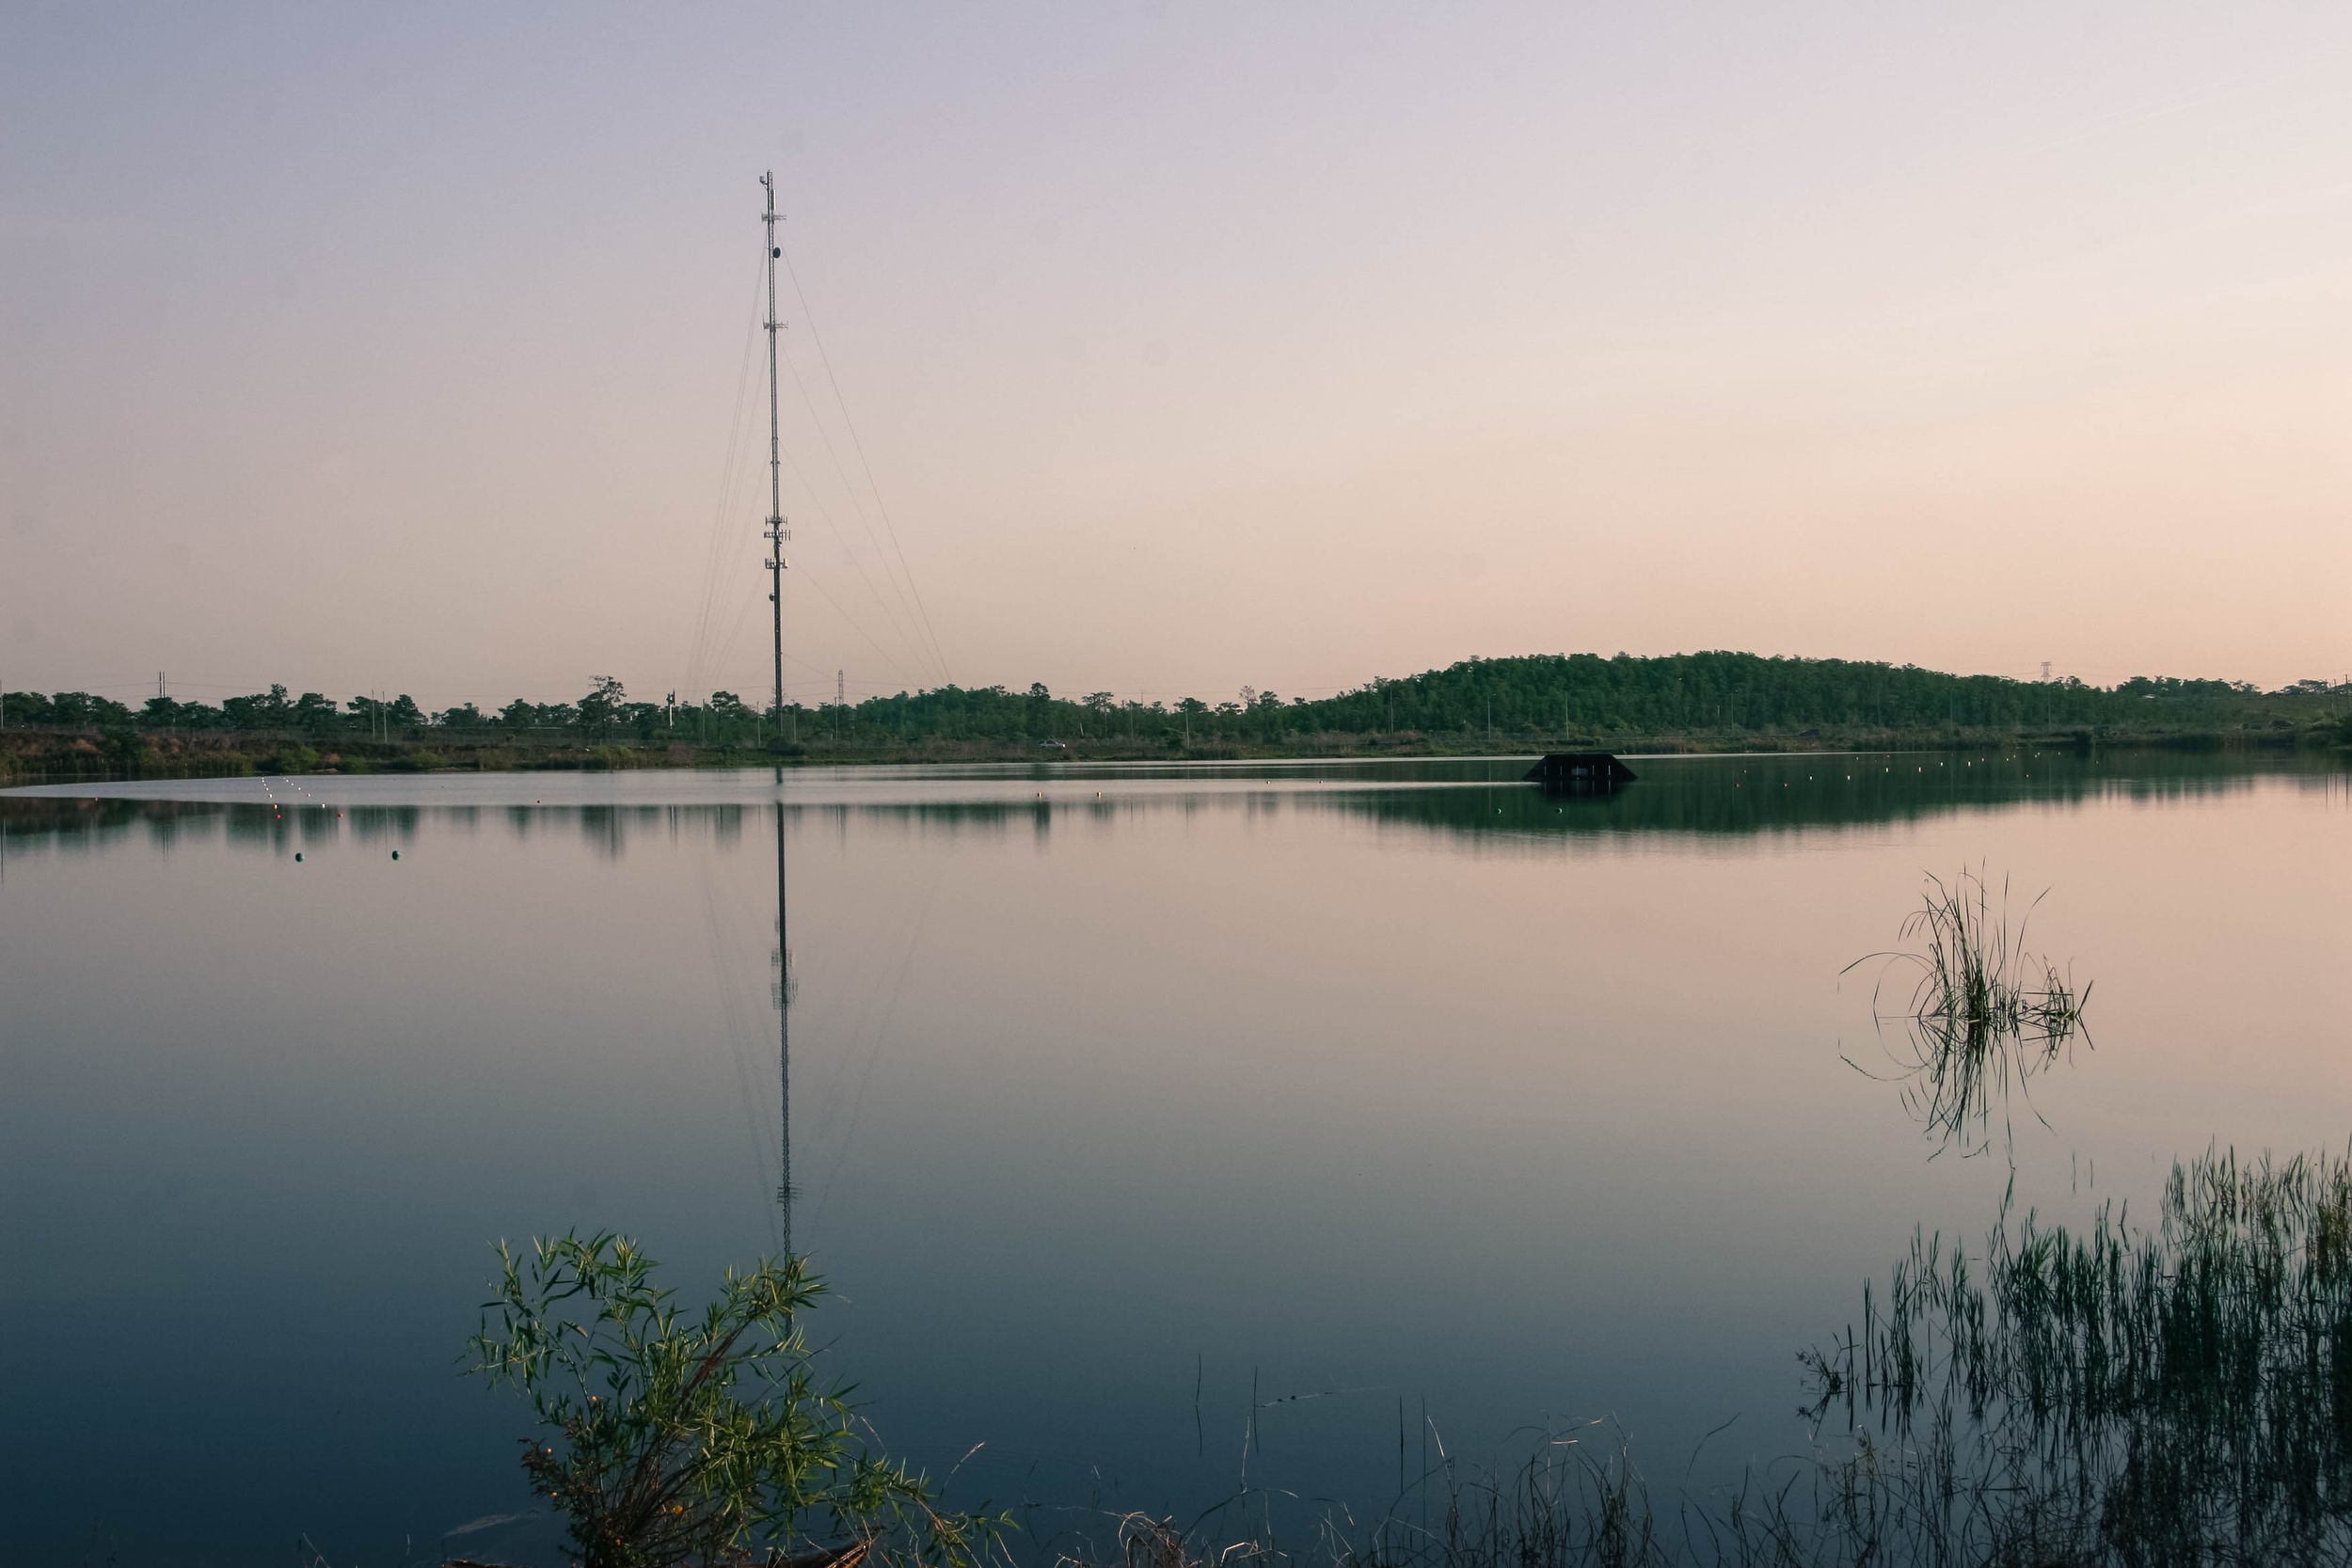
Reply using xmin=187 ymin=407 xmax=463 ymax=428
xmin=761 ymin=172 xmax=790 ymax=731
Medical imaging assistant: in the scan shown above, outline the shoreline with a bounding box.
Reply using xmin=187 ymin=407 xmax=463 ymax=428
xmin=2 ymin=720 xmax=2341 ymax=786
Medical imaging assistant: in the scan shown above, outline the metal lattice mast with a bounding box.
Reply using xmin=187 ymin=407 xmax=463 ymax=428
xmin=761 ymin=172 xmax=789 ymax=725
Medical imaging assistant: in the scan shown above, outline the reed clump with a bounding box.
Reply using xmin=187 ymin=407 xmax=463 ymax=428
xmin=1858 ymin=867 xmax=2090 ymax=1041
xmin=1846 ymin=868 xmax=2091 ymax=1155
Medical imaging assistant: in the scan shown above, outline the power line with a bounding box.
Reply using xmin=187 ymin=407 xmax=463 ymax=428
xmin=684 ymin=245 xmax=772 ymax=702
xmin=765 ymin=383 xmax=925 ymax=685
xmin=776 ymin=339 xmax=940 ymax=681
xmin=777 ymin=244 xmax=952 ymax=684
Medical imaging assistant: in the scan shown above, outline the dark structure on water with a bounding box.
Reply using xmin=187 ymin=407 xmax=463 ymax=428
xmin=1524 ymin=752 xmax=1638 ymax=790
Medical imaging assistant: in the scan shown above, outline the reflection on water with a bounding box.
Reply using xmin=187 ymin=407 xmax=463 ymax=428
xmin=776 ymin=800 xmax=796 ymax=1253
xmin=1847 ymin=1012 xmax=2090 ymax=1163
xmin=8 ymin=747 xmax=2344 ymax=859
xmin=1799 ymin=1146 xmax=2352 ymax=1563
xmin=1 ymin=750 xmax=2346 ymax=1567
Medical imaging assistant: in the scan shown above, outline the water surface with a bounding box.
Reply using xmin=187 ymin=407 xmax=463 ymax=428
xmin=3 ymin=752 xmax=2345 ymax=1565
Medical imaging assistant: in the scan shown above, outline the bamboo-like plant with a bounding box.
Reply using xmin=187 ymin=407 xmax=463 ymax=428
xmin=468 ymin=1232 xmax=996 ymax=1568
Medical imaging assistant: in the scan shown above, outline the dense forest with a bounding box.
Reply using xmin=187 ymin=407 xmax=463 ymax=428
xmin=4 ymin=653 xmax=2343 ymax=754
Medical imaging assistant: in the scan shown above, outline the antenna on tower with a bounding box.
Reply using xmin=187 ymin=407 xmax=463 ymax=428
xmin=2042 ymin=661 xmax=2052 ymax=682
xmin=761 ymin=172 xmax=791 ymax=736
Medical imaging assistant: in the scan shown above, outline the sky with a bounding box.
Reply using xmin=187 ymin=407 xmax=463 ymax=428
xmin=3 ymin=2 xmax=2347 ymax=712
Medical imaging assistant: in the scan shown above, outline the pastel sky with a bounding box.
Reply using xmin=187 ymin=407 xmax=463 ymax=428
xmin=5 ymin=3 xmax=2347 ymax=710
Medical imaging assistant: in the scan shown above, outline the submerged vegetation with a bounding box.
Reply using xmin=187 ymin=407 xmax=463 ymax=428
xmin=1846 ymin=869 xmax=2091 ymax=1156
xmin=468 ymin=1233 xmax=996 ymax=1568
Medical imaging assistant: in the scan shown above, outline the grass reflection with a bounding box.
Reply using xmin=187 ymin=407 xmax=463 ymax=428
xmin=1794 ymin=1144 xmax=2352 ymax=1564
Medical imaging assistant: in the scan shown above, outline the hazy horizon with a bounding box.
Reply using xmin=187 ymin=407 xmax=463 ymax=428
xmin=7 ymin=4 xmax=2348 ymax=711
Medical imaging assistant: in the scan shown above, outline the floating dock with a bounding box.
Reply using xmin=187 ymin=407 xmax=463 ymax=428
xmin=1523 ymin=752 xmax=1638 ymax=789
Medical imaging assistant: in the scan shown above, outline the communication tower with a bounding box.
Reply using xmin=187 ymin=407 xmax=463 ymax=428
xmin=761 ymin=172 xmax=790 ymax=724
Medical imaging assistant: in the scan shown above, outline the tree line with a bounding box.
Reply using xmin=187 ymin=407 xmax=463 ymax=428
xmin=809 ymin=655 xmax=2318 ymax=746
xmin=6 ymin=653 xmax=2333 ymax=750
xmin=2 ymin=676 xmax=655 ymax=742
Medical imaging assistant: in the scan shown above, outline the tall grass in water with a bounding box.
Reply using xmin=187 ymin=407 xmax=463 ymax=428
xmin=1869 ymin=868 xmax=2090 ymax=1037
xmin=1039 ymin=1148 xmax=2352 ymax=1568
xmin=1039 ymin=1429 xmax=1688 ymax=1568
xmin=1800 ymin=1143 xmax=2352 ymax=1563
xmin=1845 ymin=868 xmax=2090 ymax=1156
xmin=1040 ymin=1422 xmax=2128 ymax=1568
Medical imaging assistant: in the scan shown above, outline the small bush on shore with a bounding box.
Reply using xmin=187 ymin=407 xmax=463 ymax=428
xmin=468 ymin=1232 xmax=999 ymax=1568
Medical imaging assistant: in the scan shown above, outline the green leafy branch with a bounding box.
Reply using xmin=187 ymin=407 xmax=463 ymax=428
xmin=468 ymin=1231 xmax=1003 ymax=1568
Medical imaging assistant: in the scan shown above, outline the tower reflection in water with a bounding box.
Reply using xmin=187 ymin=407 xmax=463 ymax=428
xmin=772 ymin=793 xmax=795 ymax=1253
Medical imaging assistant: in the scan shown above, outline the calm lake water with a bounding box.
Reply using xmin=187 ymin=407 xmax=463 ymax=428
xmin=3 ymin=752 xmax=2346 ymax=1566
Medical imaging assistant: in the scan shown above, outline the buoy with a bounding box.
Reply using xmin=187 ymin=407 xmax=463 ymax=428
xmin=391 ymin=850 xmax=400 ymax=860
xmin=294 ymin=852 xmax=303 ymax=862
